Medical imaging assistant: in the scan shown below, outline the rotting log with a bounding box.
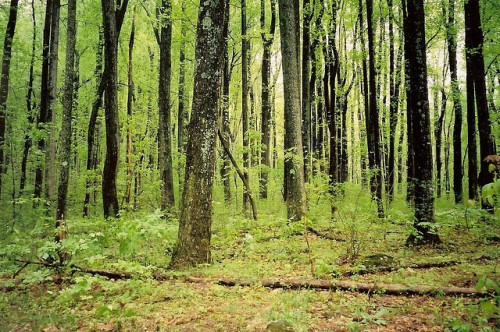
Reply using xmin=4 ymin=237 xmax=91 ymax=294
xmin=186 ymin=276 xmax=489 ymax=297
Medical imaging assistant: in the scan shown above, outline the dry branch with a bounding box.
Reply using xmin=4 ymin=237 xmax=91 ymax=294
xmin=186 ymin=276 xmax=489 ymax=297
xmin=306 ymin=226 xmax=345 ymax=242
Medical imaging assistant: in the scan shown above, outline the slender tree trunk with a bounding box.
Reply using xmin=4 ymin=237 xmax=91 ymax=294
xmin=125 ymin=8 xmax=136 ymax=207
xmin=158 ymin=0 xmax=175 ymax=213
xmin=169 ymin=0 xmax=227 ymax=268
xmin=0 ymin=0 xmax=19 ymax=198
xmin=241 ymin=0 xmax=250 ymax=210
xmin=260 ymin=0 xmax=276 ymax=199
xmin=221 ymin=0 xmax=232 ymax=202
xmin=358 ymin=0 xmax=370 ymax=188
xmin=178 ymin=0 xmax=188 ymax=192
xmin=101 ymin=0 xmax=120 ymax=219
xmin=464 ymin=0 xmax=496 ymax=200
xmin=404 ymin=0 xmax=440 ymax=245
xmin=366 ymin=0 xmax=384 ymax=218
xmin=435 ymin=86 xmax=446 ymax=198
xmin=387 ymin=0 xmax=398 ymax=202
xmin=466 ymin=60 xmax=478 ymax=200
xmin=444 ymin=0 xmax=463 ymax=204
xmin=302 ymin=0 xmax=312 ymax=182
xmin=279 ymin=0 xmax=307 ymax=222
xmin=56 ymin=0 xmax=77 ymax=245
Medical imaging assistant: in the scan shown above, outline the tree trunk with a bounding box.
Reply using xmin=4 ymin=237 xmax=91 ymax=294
xmin=241 ymin=0 xmax=250 ymax=211
xmin=444 ymin=0 xmax=463 ymax=204
xmin=125 ymin=8 xmax=136 ymax=208
xmin=178 ymin=0 xmax=188 ymax=192
xmin=466 ymin=61 xmax=478 ymax=201
xmin=366 ymin=0 xmax=384 ymax=218
xmin=301 ymin=0 xmax=312 ymax=182
xmin=464 ymin=0 xmax=496 ymax=202
xmin=169 ymin=0 xmax=227 ymax=268
xmin=221 ymin=0 xmax=232 ymax=202
xmin=279 ymin=0 xmax=307 ymax=222
xmin=158 ymin=0 xmax=175 ymax=213
xmin=0 ymin=0 xmax=19 ymax=198
xmin=101 ymin=0 xmax=120 ymax=219
xmin=260 ymin=0 xmax=276 ymax=199
xmin=404 ymin=0 xmax=440 ymax=246
xmin=56 ymin=0 xmax=77 ymax=244
xmin=435 ymin=87 xmax=446 ymax=198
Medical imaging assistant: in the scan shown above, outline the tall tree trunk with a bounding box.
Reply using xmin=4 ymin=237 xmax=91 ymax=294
xmin=301 ymin=0 xmax=311 ymax=182
xmin=169 ymin=0 xmax=227 ymax=268
xmin=158 ymin=0 xmax=175 ymax=212
xmin=435 ymin=86 xmax=446 ymax=198
xmin=0 ymin=0 xmax=19 ymax=198
xmin=464 ymin=0 xmax=496 ymax=201
xmin=56 ymin=0 xmax=76 ymax=244
xmin=260 ymin=0 xmax=276 ymax=199
xmin=125 ymin=8 xmax=136 ymax=207
xmin=466 ymin=58 xmax=478 ymax=200
xmin=279 ymin=0 xmax=307 ymax=222
xmin=221 ymin=0 xmax=232 ymax=202
xmin=178 ymin=0 xmax=188 ymax=192
xmin=444 ymin=0 xmax=463 ymax=204
xmin=358 ymin=0 xmax=370 ymax=188
xmin=101 ymin=0 xmax=120 ymax=218
xmin=366 ymin=0 xmax=384 ymax=218
xmin=20 ymin=0 xmax=36 ymax=195
xmin=241 ymin=0 xmax=250 ymax=210
xmin=404 ymin=0 xmax=440 ymax=245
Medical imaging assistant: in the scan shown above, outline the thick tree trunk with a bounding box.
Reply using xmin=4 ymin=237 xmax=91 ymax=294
xmin=366 ymin=0 xmax=384 ymax=218
xmin=169 ymin=0 xmax=227 ymax=268
xmin=56 ymin=0 xmax=77 ymax=245
xmin=0 ymin=0 xmax=19 ymax=198
xmin=158 ymin=0 xmax=175 ymax=213
xmin=125 ymin=8 xmax=136 ymax=208
xmin=404 ymin=0 xmax=440 ymax=246
xmin=466 ymin=64 xmax=479 ymax=200
xmin=101 ymin=0 xmax=120 ymax=219
xmin=260 ymin=0 xmax=276 ymax=199
xmin=241 ymin=0 xmax=250 ymax=211
xmin=444 ymin=0 xmax=463 ymax=204
xmin=279 ymin=0 xmax=307 ymax=222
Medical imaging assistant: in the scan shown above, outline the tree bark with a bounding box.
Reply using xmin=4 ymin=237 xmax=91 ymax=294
xmin=404 ymin=0 xmax=440 ymax=246
xmin=260 ymin=0 xmax=276 ymax=199
xmin=241 ymin=0 xmax=250 ymax=211
xmin=301 ymin=0 xmax=312 ymax=182
xmin=125 ymin=8 xmax=136 ymax=208
xmin=0 ymin=0 xmax=19 ymax=198
xmin=221 ymin=0 xmax=232 ymax=202
xmin=158 ymin=0 xmax=175 ymax=213
xmin=169 ymin=0 xmax=227 ymax=268
xmin=178 ymin=0 xmax=188 ymax=192
xmin=279 ymin=0 xmax=307 ymax=222
xmin=56 ymin=0 xmax=77 ymax=245
xmin=101 ymin=0 xmax=120 ymax=219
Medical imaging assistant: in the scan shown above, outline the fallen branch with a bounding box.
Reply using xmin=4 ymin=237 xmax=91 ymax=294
xmin=306 ymin=226 xmax=345 ymax=242
xmin=186 ymin=276 xmax=490 ymax=297
xmin=341 ymin=255 xmax=496 ymax=277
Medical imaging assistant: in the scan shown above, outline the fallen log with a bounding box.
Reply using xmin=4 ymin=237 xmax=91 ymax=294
xmin=186 ymin=276 xmax=490 ymax=297
xmin=306 ymin=226 xmax=345 ymax=242
xmin=341 ymin=255 xmax=495 ymax=277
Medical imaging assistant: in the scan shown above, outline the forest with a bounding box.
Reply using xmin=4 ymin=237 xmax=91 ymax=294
xmin=0 ymin=0 xmax=499 ymax=329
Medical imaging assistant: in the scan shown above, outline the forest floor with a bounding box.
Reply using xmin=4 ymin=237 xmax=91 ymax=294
xmin=1 ymin=184 xmax=499 ymax=331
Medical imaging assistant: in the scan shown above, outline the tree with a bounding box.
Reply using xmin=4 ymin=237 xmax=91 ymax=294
xmin=404 ymin=0 xmax=440 ymax=245
xmin=279 ymin=0 xmax=307 ymax=222
xmin=366 ymin=0 xmax=384 ymax=218
xmin=259 ymin=0 xmax=276 ymax=199
xmin=157 ymin=0 xmax=175 ymax=213
xmin=241 ymin=0 xmax=250 ymax=210
xmin=169 ymin=0 xmax=228 ymax=268
xmin=56 ymin=0 xmax=77 ymax=242
xmin=0 ymin=0 xmax=19 ymax=198
xmin=101 ymin=0 xmax=120 ymax=218
xmin=301 ymin=0 xmax=312 ymax=182
xmin=125 ymin=7 xmax=136 ymax=207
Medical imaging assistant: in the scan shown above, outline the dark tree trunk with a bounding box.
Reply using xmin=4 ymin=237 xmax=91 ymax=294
xmin=358 ymin=0 xmax=370 ymax=188
xmin=101 ymin=0 xmax=120 ymax=219
xmin=158 ymin=0 xmax=175 ymax=212
xmin=241 ymin=0 xmax=250 ymax=210
xmin=279 ymin=0 xmax=307 ymax=222
xmin=125 ymin=8 xmax=136 ymax=207
xmin=466 ymin=60 xmax=478 ymax=200
xmin=260 ymin=0 xmax=276 ymax=199
xmin=221 ymin=0 xmax=231 ymax=202
xmin=0 ymin=0 xmax=19 ymax=198
xmin=178 ymin=0 xmax=188 ymax=192
xmin=56 ymin=0 xmax=77 ymax=244
xmin=435 ymin=87 xmax=446 ymax=198
xmin=464 ymin=0 xmax=496 ymax=201
xmin=301 ymin=0 xmax=312 ymax=182
xmin=169 ymin=0 xmax=227 ymax=268
xmin=445 ymin=0 xmax=463 ymax=204
xmin=366 ymin=0 xmax=384 ymax=218
xmin=404 ymin=0 xmax=440 ymax=246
